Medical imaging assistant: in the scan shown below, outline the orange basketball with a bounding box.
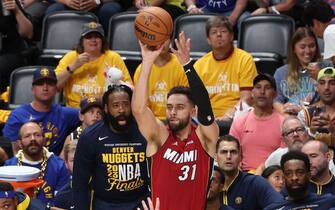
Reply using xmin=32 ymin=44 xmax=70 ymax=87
xmin=134 ymin=7 xmax=173 ymax=47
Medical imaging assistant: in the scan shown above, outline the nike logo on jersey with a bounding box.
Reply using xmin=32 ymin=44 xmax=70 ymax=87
xmin=70 ymin=206 xmax=75 ymax=209
xmin=98 ymin=136 xmax=108 ymax=141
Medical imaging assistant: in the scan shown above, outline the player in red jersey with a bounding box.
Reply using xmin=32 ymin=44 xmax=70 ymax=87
xmin=132 ymin=32 xmax=219 ymax=210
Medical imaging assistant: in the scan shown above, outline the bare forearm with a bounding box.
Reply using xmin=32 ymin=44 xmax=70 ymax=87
xmin=269 ymin=0 xmax=296 ymax=12
xmin=14 ymin=8 xmax=33 ymax=39
xmin=230 ymin=0 xmax=247 ymax=22
xmin=150 ymin=0 xmax=166 ymax=6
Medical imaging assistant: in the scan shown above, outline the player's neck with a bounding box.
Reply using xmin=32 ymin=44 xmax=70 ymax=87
xmin=223 ymin=169 xmax=239 ymax=190
xmin=31 ymin=100 xmax=52 ymax=112
xmin=174 ymin=124 xmax=192 ymax=141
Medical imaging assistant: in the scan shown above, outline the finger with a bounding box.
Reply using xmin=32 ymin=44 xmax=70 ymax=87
xmin=174 ymin=38 xmax=181 ymax=52
xmin=147 ymin=197 xmax=154 ymax=209
xmin=142 ymin=200 xmax=148 ymax=210
xmin=156 ymin=197 xmax=160 ymax=209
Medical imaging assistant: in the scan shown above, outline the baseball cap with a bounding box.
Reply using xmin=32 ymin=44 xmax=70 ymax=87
xmin=80 ymin=96 xmax=102 ymax=114
xmin=81 ymin=22 xmax=104 ymax=37
xmin=32 ymin=67 xmax=57 ymax=85
xmin=253 ymin=74 xmax=276 ymax=91
xmin=317 ymin=67 xmax=335 ymax=81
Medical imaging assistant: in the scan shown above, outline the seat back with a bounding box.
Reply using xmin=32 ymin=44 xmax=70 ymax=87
xmin=238 ymin=14 xmax=295 ymax=59
xmin=251 ymin=52 xmax=284 ymax=76
xmin=39 ymin=11 xmax=98 ymax=65
xmin=9 ymin=66 xmax=63 ymax=109
xmin=108 ymin=12 xmax=141 ymax=59
xmin=173 ymin=14 xmax=215 ymax=59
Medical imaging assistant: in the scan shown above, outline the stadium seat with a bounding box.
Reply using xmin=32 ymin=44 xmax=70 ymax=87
xmin=38 ymin=11 xmax=98 ymax=66
xmin=251 ymin=52 xmax=284 ymax=76
xmin=108 ymin=12 xmax=141 ymax=78
xmin=238 ymin=14 xmax=295 ymax=59
xmin=9 ymin=66 xmax=63 ymax=110
xmin=173 ymin=14 xmax=216 ymax=60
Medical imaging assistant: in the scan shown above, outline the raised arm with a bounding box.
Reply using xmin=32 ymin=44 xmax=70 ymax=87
xmin=171 ymin=32 xmax=219 ymax=157
xmin=131 ymin=43 xmax=169 ymax=156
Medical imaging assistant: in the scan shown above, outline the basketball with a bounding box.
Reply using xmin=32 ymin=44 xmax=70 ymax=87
xmin=134 ymin=7 xmax=173 ymax=47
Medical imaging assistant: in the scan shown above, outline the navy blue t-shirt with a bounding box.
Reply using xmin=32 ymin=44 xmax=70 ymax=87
xmin=264 ymin=192 xmax=335 ymax=209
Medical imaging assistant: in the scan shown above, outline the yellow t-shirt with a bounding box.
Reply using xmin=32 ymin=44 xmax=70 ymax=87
xmin=194 ymin=48 xmax=257 ymax=117
xmin=55 ymin=50 xmax=132 ymax=108
xmin=134 ymin=54 xmax=188 ymax=119
xmin=147 ymin=0 xmax=184 ymax=8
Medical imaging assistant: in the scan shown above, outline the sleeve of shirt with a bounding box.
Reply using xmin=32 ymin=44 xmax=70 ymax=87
xmin=55 ymin=158 xmax=71 ymax=191
xmin=324 ymin=25 xmax=335 ymax=60
xmin=3 ymin=111 xmax=22 ymax=141
xmin=63 ymin=107 xmax=81 ymax=132
xmin=55 ymin=52 xmax=77 ymax=75
xmin=229 ymin=116 xmax=243 ymax=141
xmin=274 ymin=66 xmax=287 ymax=103
xmin=133 ymin=64 xmax=142 ymax=84
xmin=239 ymin=53 xmax=258 ymax=88
xmin=73 ymin=131 xmax=96 ymax=210
xmin=255 ymin=176 xmax=283 ymax=208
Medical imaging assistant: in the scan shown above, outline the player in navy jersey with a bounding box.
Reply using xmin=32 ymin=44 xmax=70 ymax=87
xmin=73 ymin=84 xmax=149 ymax=210
xmin=132 ymin=32 xmax=219 ymax=210
xmin=264 ymin=150 xmax=335 ymax=210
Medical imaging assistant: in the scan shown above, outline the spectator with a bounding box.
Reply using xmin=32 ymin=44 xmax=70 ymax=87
xmin=302 ymin=140 xmax=335 ymax=195
xmin=0 ymin=0 xmax=34 ymax=93
xmin=264 ymin=150 xmax=335 ymax=209
xmin=230 ymin=74 xmax=283 ymax=172
xmin=206 ymin=166 xmax=224 ymax=210
xmin=184 ymin=0 xmax=249 ymax=28
xmin=5 ymin=122 xmax=70 ymax=205
xmin=251 ymin=0 xmax=304 ymax=26
xmin=274 ymin=27 xmax=321 ymax=115
xmin=45 ymin=0 xmax=122 ymax=31
xmin=0 ymin=182 xmax=46 ymax=210
xmin=261 ymin=165 xmax=285 ymax=192
xmin=54 ymin=140 xmax=77 ymax=209
xmin=3 ymin=67 xmax=80 ymax=155
xmin=59 ymin=96 xmax=102 ymax=159
xmin=304 ymin=0 xmax=335 ymax=65
xmin=264 ymin=116 xmax=310 ymax=168
xmin=298 ymin=67 xmax=335 ymax=146
xmin=193 ymin=15 xmax=257 ymax=135
xmin=134 ymin=0 xmax=185 ymax=20
xmin=216 ymin=135 xmax=283 ymax=209
xmin=133 ymin=39 xmax=188 ymax=120
xmin=132 ymin=32 xmax=219 ymax=210
xmin=73 ymin=84 xmax=149 ymax=210
xmin=55 ymin=21 xmax=132 ymax=108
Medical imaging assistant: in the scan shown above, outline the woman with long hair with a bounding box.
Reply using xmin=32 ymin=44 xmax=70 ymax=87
xmin=274 ymin=27 xmax=320 ymax=115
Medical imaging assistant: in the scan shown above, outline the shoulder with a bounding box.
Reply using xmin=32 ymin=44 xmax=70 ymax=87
xmin=105 ymin=50 xmax=123 ymax=58
xmin=62 ymin=51 xmax=78 ymax=59
xmin=233 ymin=48 xmax=253 ymax=58
xmin=274 ymin=65 xmax=288 ymax=78
xmin=59 ymin=105 xmax=79 ymax=115
xmin=9 ymin=104 xmax=31 ymax=115
xmin=195 ymin=52 xmax=213 ymax=64
xmin=80 ymin=121 xmax=106 ymax=137
xmin=325 ymin=24 xmax=335 ymax=34
xmin=4 ymin=157 xmax=18 ymax=165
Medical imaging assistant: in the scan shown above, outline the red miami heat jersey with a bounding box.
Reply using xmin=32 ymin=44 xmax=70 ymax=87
xmin=148 ymin=125 xmax=213 ymax=210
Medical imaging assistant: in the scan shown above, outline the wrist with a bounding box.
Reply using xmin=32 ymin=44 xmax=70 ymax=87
xmin=187 ymin=4 xmax=196 ymax=12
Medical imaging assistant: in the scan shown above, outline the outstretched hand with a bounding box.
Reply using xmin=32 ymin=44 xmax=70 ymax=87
xmin=171 ymin=31 xmax=191 ymax=65
xmin=138 ymin=197 xmax=160 ymax=210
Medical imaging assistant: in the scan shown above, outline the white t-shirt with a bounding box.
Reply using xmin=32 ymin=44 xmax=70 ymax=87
xmin=324 ymin=24 xmax=335 ymax=60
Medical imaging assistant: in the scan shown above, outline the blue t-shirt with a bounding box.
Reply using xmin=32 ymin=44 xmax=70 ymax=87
xmin=3 ymin=103 xmax=80 ymax=155
xmin=220 ymin=171 xmax=283 ymax=209
xmin=264 ymin=192 xmax=335 ymax=209
xmin=5 ymin=153 xmax=70 ymax=205
xmin=274 ymin=64 xmax=316 ymax=105
xmin=197 ymin=0 xmax=236 ymax=13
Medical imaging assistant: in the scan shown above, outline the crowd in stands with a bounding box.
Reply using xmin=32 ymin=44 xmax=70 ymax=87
xmin=1 ymin=0 xmax=335 ymax=209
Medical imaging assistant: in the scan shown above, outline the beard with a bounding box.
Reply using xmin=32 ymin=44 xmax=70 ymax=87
xmin=287 ymin=184 xmax=308 ymax=200
xmin=22 ymin=141 xmax=43 ymax=157
xmin=167 ymin=116 xmax=189 ymax=133
xmin=106 ymin=113 xmax=133 ymax=132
